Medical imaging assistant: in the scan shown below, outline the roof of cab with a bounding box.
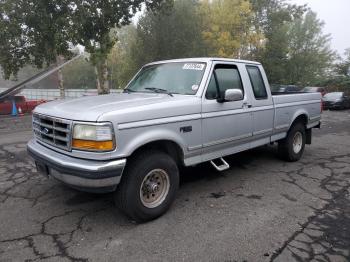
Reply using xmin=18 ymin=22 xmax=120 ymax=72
xmin=145 ymin=57 xmax=261 ymax=66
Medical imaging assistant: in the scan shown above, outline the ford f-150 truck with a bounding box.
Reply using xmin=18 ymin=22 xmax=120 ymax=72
xmin=27 ymin=58 xmax=322 ymax=222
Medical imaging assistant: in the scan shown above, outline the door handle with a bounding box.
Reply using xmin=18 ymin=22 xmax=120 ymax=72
xmin=243 ymin=102 xmax=252 ymax=108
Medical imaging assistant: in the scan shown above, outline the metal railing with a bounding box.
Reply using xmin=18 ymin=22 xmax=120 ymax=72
xmin=0 ymin=88 xmax=122 ymax=101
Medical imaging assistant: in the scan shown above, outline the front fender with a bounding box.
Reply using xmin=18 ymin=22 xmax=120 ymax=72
xmin=118 ymin=127 xmax=187 ymax=158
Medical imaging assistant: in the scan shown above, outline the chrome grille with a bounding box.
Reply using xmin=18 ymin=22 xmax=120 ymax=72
xmin=33 ymin=114 xmax=72 ymax=151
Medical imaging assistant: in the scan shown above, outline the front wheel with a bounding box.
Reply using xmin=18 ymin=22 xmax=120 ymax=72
xmin=278 ymin=122 xmax=306 ymax=162
xmin=114 ymin=150 xmax=179 ymax=222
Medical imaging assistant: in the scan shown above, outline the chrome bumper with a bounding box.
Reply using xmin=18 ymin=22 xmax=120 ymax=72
xmin=27 ymin=139 xmax=126 ymax=192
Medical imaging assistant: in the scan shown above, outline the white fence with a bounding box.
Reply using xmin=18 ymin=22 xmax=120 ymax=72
xmin=0 ymin=88 xmax=122 ymax=100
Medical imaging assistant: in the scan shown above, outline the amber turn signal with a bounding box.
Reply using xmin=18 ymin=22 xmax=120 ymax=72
xmin=72 ymin=139 xmax=114 ymax=151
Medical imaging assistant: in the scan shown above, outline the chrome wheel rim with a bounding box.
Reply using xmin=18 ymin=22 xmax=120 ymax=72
xmin=140 ymin=169 xmax=170 ymax=208
xmin=292 ymin=132 xmax=303 ymax=154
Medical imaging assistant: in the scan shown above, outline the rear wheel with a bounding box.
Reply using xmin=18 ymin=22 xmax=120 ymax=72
xmin=278 ymin=122 xmax=306 ymax=162
xmin=114 ymin=150 xmax=179 ymax=222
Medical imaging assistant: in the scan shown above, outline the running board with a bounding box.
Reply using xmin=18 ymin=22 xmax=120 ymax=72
xmin=210 ymin=157 xmax=230 ymax=171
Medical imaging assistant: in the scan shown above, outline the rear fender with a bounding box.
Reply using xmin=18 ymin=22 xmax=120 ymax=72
xmin=290 ymin=110 xmax=309 ymax=128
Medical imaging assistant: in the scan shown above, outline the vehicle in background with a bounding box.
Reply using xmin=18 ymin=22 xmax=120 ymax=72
xmin=322 ymin=92 xmax=350 ymax=110
xmin=0 ymin=96 xmax=46 ymax=115
xmin=271 ymin=84 xmax=302 ymax=93
xmin=302 ymin=86 xmax=327 ymax=97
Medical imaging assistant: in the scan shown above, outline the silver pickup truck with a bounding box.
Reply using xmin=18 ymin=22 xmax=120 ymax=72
xmin=27 ymin=58 xmax=321 ymax=222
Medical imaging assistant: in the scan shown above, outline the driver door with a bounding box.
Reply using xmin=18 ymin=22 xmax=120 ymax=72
xmin=201 ymin=62 xmax=253 ymax=161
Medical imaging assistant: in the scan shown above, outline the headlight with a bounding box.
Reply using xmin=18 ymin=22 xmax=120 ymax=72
xmin=72 ymin=123 xmax=115 ymax=151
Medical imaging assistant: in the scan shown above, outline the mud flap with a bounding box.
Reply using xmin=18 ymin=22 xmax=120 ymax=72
xmin=306 ymin=129 xmax=312 ymax=145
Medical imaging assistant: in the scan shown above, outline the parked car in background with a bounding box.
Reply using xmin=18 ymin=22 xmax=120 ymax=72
xmin=302 ymin=86 xmax=327 ymax=96
xmin=0 ymin=96 xmax=46 ymax=115
xmin=322 ymin=92 xmax=350 ymax=110
xmin=271 ymin=84 xmax=302 ymax=93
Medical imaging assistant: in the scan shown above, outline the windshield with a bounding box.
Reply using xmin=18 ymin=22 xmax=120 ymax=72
xmin=125 ymin=62 xmax=206 ymax=95
xmin=324 ymin=92 xmax=343 ymax=99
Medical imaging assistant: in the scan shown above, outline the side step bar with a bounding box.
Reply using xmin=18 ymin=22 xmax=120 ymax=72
xmin=210 ymin=157 xmax=230 ymax=171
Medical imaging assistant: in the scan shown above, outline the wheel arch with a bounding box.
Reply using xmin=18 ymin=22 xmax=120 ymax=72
xmin=289 ymin=112 xmax=311 ymax=144
xmin=290 ymin=111 xmax=308 ymax=128
xmin=129 ymin=139 xmax=185 ymax=166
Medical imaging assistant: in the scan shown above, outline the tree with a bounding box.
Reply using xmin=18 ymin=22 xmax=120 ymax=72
xmin=316 ymin=48 xmax=350 ymax=92
xmin=0 ymin=0 xmax=170 ymax=97
xmin=249 ymin=0 xmax=307 ymax=83
xmin=335 ymin=48 xmax=350 ymax=76
xmin=107 ymin=0 xmax=205 ymax=88
xmin=134 ymin=0 xmax=205 ymax=64
xmin=71 ymin=0 xmax=171 ymax=94
xmin=61 ymin=57 xmax=96 ymax=89
xmin=102 ymin=0 xmax=337 ymax=89
xmin=107 ymin=26 xmax=140 ymax=89
xmin=199 ymin=0 xmax=263 ymax=59
xmin=284 ymin=11 xmax=335 ymax=85
xmin=0 ymin=0 xmax=76 ymax=98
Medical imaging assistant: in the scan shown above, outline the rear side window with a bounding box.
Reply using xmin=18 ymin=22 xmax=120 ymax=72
xmin=205 ymin=65 xmax=244 ymax=100
xmin=246 ymin=66 xmax=267 ymax=99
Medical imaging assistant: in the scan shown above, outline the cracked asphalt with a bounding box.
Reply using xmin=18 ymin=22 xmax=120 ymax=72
xmin=0 ymin=110 xmax=350 ymax=262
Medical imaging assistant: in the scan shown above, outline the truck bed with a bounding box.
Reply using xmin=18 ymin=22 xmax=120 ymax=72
xmin=272 ymin=92 xmax=322 ymax=133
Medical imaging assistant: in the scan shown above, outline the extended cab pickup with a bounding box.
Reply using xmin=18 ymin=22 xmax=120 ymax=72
xmin=27 ymin=58 xmax=322 ymax=222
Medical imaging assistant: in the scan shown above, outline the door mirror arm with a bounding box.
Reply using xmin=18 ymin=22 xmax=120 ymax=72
xmin=216 ymin=97 xmax=225 ymax=103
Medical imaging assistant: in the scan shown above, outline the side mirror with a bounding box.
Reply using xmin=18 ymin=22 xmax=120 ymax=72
xmin=218 ymin=89 xmax=243 ymax=102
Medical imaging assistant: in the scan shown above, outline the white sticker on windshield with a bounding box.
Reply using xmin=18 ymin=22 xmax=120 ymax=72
xmin=183 ymin=63 xmax=205 ymax=71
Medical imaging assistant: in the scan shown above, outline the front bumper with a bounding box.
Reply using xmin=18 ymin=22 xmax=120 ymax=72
xmin=27 ymin=139 xmax=126 ymax=192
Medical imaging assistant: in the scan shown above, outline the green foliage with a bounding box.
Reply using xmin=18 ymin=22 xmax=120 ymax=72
xmin=135 ymin=0 xmax=205 ymax=63
xmin=200 ymin=0 xmax=263 ymax=58
xmin=334 ymin=48 xmax=350 ymax=76
xmin=0 ymin=0 xmax=75 ymax=79
xmin=108 ymin=0 xmax=336 ymax=88
xmin=283 ymin=11 xmax=336 ymax=85
xmin=317 ymin=49 xmax=350 ymax=91
xmin=71 ymin=0 xmax=171 ymax=94
xmin=89 ymin=0 xmax=172 ymax=62
xmin=108 ymin=0 xmax=206 ymax=88
xmin=107 ymin=26 xmax=140 ymax=88
xmin=0 ymin=0 xmax=169 ymax=95
xmin=0 ymin=0 xmax=340 ymax=92
xmin=250 ymin=0 xmax=307 ymax=83
xmin=251 ymin=1 xmax=335 ymax=86
xmin=61 ymin=57 xmax=96 ymax=89
xmin=316 ymin=76 xmax=350 ymax=92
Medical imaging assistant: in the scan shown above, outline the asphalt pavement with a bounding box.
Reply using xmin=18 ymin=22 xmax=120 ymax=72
xmin=0 ymin=110 xmax=349 ymax=262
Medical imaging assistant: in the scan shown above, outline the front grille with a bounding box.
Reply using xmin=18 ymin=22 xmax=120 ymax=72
xmin=33 ymin=114 xmax=72 ymax=151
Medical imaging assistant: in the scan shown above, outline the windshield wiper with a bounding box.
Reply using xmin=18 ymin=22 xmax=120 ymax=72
xmin=145 ymin=87 xmax=173 ymax=97
xmin=123 ymin=88 xmax=136 ymax=93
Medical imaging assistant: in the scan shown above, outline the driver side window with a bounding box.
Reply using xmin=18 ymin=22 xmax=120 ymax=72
xmin=205 ymin=65 xmax=244 ymax=100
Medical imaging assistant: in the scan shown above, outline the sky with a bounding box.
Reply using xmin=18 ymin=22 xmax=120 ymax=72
xmin=288 ymin=0 xmax=350 ymax=56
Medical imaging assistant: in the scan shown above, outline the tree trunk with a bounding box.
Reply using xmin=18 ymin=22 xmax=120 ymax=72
xmin=56 ymin=56 xmax=65 ymax=99
xmin=95 ymin=66 xmax=103 ymax=95
xmin=102 ymin=59 xmax=110 ymax=94
xmin=95 ymin=60 xmax=110 ymax=95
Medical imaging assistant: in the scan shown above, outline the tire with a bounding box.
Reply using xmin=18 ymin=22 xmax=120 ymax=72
xmin=114 ymin=150 xmax=179 ymax=222
xmin=278 ymin=122 xmax=306 ymax=162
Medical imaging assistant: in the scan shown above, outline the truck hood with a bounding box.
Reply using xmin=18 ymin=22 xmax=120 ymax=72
xmin=34 ymin=93 xmax=201 ymax=123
